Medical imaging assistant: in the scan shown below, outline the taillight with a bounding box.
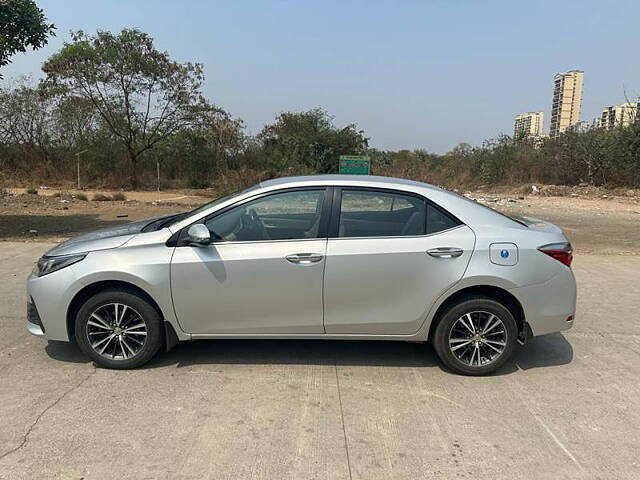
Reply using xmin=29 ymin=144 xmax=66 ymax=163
xmin=538 ymin=243 xmax=573 ymax=267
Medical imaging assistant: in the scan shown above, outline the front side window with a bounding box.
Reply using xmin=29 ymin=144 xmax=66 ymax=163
xmin=205 ymin=189 xmax=325 ymax=242
xmin=338 ymin=190 xmax=427 ymax=237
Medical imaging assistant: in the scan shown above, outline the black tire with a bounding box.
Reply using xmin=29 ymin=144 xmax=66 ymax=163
xmin=75 ymin=288 xmax=163 ymax=369
xmin=432 ymin=296 xmax=517 ymax=376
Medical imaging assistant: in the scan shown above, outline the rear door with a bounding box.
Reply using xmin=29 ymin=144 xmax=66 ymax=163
xmin=323 ymin=187 xmax=475 ymax=335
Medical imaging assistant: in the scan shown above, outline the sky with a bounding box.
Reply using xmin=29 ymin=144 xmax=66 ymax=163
xmin=2 ymin=0 xmax=639 ymax=153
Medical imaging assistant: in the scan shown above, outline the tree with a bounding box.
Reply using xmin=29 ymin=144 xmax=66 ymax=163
xmin=51 ymin=93 xmax=99 ymax=151
xmin=258 ymin=108 xmax=368 ymax=173
xmin=42 ymin=29 xmax=210 ymax=187
xmin=0 ymin=79 xmax=55 ymax=171
xmin=0 ymin=0 xmax=54 ymax=77
xmin=155 ymin=108 xmax=245 ymax=188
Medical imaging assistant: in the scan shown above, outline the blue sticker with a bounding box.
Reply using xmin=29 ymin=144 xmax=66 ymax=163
xmin=500 ymin=249 xmax=510 ymax=258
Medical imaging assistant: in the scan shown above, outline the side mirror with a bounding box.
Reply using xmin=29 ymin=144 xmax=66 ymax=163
xmin=186 ymin=224 xmax=210 ymax=246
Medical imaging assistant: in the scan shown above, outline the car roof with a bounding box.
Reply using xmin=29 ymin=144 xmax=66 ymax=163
xmin=169 ymin=174 xmax=524 ymax=233
xmin=259 ymin=174 xmax=442 ymax=192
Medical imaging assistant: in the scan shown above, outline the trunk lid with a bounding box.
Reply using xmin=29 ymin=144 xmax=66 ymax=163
xmin=509 ymin=215 xmax=564 ymax=235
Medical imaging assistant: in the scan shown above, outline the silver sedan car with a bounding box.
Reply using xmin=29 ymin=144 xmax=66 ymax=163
xmin=26 ymin=175 xmax=576 ymax=375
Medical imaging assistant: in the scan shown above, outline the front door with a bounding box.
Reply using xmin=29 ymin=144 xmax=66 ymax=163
xmin=171 ymin=188 xmax=329 ymax=334
xmin=323 ymin=188 xmax=475 ymax=335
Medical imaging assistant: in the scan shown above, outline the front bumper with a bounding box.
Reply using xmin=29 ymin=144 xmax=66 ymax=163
xmin=26 ymin=267 xmax=78 ymax=342
xmin=27 ymin=297 xmax=46 ymax=336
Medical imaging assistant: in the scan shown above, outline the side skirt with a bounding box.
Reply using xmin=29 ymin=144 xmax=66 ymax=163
xmin=187 ymin=333 xmax=425 ymax=342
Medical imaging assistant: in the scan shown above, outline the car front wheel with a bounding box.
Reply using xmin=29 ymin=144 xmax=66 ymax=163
xmin=75 ymin=288 xmax=163 ymax=369
xmin=432 ymin=296 xmax=518 ymax=376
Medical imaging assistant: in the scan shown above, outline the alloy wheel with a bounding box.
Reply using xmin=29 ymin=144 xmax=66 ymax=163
xmin=448 ymin=311 xmax=507 ymax=367
xmin=86 ymin=303 xmax=147 ymax=360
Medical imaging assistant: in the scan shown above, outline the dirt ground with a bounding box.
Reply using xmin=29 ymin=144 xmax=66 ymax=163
xmin=476 ymin=190 xmax=640 ymax=255
xmin=0 ymin=188 xmax=207 ymax=244
xmin=2 ymin=185 xmax=640 ymax=254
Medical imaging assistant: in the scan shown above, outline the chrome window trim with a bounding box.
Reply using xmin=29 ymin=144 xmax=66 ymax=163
xmin=177 ymin=224 xmax=465 ymax=246
xmin=327 ymin=224 xmax=466 ymax=242
xmin=200 ymin=237 xmax=328 ymax=246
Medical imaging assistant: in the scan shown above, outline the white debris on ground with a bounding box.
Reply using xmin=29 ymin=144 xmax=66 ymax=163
xmin=459 ymin=183 xmax=640 ymax=212
xmin=463 ymin=192 xmax=524 ymax=208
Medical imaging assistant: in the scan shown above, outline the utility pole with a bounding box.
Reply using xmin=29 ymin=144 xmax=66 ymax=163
xmin=156 ymin=160 xmax=160 ymax=192
xmin=76 ymin=150 xmax=87 ymax=190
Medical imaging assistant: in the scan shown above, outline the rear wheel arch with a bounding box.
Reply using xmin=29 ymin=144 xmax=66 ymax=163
xmin=427 ymin=285 xmax=526 ymax=342
xmin=67 ymin=280 xmax=165 ymax=342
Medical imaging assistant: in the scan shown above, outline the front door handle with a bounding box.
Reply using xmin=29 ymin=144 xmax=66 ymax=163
xmin=427 ymin=247 xmax=464 ymax=258
xmin=285 ymin=253 xmax=324 ymax=264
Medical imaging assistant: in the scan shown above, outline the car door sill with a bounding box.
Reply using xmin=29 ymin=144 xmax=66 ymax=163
xmin=188 ymin=333 xmax=424 ymax=341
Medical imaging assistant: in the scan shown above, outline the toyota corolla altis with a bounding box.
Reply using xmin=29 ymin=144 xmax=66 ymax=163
xmin=27 ymin=175 xmax=576 ymax=375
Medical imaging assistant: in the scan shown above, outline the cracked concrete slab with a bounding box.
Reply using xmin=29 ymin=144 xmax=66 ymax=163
xmin=0 ymin=242 xmax=639 ymax=479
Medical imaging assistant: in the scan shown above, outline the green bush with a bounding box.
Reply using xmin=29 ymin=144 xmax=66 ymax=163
xmin=75 ymin=192 xmax=88 ymax=201
xmin=25 ymin=187 xmax=38 ymax=194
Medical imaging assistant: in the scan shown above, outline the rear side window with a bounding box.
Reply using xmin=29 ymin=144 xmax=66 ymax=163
xmin=426 ymin=203 xmax=461 ymax=234
xmin=338 ymin=190 xmax=426 ymax=237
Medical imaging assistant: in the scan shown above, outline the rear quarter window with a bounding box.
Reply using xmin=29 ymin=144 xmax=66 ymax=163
xmin=426 ymin=203 xmax=462 ymax=234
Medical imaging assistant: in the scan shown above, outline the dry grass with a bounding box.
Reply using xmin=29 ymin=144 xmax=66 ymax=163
xmin=91 ymin=192 xmax=127 ymax=201
xmin=111 ymin=192 xmax=127 ymax=201
xmin=92 ymin=193 xmax=112 ymax=201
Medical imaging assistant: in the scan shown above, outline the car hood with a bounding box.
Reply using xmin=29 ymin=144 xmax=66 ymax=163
xmin=44 ymin=215 xmax=173 ymax=257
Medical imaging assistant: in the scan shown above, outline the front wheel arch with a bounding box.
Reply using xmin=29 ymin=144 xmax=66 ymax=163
xmin=67 ymin=280 xmax=165 ymax=343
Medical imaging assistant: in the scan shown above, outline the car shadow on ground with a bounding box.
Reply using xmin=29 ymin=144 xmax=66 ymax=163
xmin=45 ymin=341 xmax=91 ymax=364
xmin=46 ymin=333 xmax=573 ymax=376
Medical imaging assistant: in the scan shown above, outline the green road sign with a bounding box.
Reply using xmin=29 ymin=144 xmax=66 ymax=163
xmin=339 ymin=155 xmax=370 ymax=175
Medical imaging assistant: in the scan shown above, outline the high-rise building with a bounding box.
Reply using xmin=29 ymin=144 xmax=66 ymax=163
xmin=550 ymin=70 xmax=584 ymax=137
xmin=514 ymin=111 xmax=544 ymax=139
xmin=600 ymin=102 xmax=639 ymax=130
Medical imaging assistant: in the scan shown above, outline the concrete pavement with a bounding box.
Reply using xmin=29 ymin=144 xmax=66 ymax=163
xmin=1 ymin=242 xmax=639 ymax=479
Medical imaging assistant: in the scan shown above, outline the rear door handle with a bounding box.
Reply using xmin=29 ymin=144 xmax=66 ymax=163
xmin=427 ymin=247 xmax=464 ymax=258
xmin=285 ymin=253 xmax=324 ymax=264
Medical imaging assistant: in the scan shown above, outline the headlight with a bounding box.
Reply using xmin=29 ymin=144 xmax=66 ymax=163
xmin=33 ymin=254 xmax=86 ymax=277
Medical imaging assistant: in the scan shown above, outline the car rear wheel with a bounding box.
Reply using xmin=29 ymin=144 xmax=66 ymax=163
xmin=432 ymin=296 xmax=517 ymax=376
xmin=75 ymin=289 xmax=163 ymax=369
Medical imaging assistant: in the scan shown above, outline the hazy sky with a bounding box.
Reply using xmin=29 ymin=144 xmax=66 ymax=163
xmin=2 ymin=0 xmax=639 ymax=153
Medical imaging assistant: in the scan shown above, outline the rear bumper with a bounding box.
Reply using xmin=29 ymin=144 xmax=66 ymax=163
xmin=509 ymin=268 xmax=577 ymax=336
